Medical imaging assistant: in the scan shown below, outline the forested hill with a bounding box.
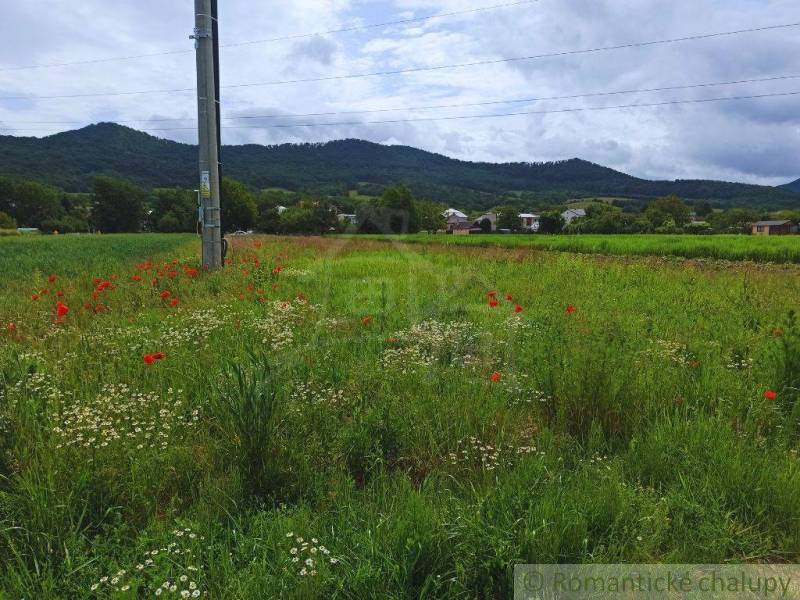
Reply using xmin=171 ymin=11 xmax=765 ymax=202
xmin=782 ymin=179 xmax=800 ymax=193
xmin=1 ymin=122 xmax=798 ymax=210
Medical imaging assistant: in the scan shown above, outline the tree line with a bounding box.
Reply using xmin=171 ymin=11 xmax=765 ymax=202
xmin=0 ymin=174 xmax=446 ymax=235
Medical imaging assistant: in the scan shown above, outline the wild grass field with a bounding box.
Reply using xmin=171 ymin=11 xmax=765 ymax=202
xmin=355 ymin=233 xmax=800 ymax=264
xmin=1 ymin=234 xmax=799 ymax=599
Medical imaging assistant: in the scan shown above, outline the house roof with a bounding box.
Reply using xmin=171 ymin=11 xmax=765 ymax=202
xmin=442 ymin=208 xmax=467 ymax=218
xmin=754 ymin=220 xmax=792 ymax=226
xmin=562 ymin=208 xmax=587 ymax=217
xmin=518 ymin=213 xmax=539 ymax=219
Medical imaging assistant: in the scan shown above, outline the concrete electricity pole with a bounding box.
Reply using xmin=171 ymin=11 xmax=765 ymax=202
xmin=193 ymin=0 xmax=223 ymax=269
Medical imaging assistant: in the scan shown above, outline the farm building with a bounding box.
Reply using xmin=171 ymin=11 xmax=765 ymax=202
xmin=752 ymin=220 xmax=797 ymax=236
xmin=474 ymin=212 xmax=498 ymax=231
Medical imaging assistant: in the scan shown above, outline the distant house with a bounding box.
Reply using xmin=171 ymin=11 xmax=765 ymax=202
xmin=337 ymin=213 xmax=357 ymax=225
xmin=443 ymin=208 xmax=470 ymax=232
xmin=561 ymin=208 xmax=587 ymax=224
xmin=474 ymin=212 xmax=498 ymax=232
xmin=752 ymin=220 xmax=797 ymax=236
xmin=518 ymin=213 xmax=540 ymax=232
xmin=452 ymin=222 xmax=475 ymax=236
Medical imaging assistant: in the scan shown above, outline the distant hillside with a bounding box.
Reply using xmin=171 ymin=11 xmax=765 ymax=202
xmin=1 ymin=123 xmax=798 ymax=210
xmin=781 ymin=178 xmax=800 ymax=193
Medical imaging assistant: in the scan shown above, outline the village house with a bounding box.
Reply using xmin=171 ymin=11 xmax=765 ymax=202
xmin=561 ymin=208 xmax=587 ymax=225
xmin=474 ymin=212 xmax=498 ymax=232
xmin=442 ymin=208 xmax=470 ymax=232
xmin=751 ymin=220 xmax=798 ymax=236
xmin=518 ymin=213 xmax=540 ymax=232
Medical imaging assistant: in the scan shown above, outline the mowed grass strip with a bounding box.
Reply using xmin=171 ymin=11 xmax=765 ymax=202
xmin=353 ymin=233 xmax=800 ymax=264
xmin=0 ymin=234 xmax=799 ymax=599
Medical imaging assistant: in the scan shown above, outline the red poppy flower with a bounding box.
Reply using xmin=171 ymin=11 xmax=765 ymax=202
xmin=48 ymin=275 xmax=57 ymax=284
xmin=170 ymin=299 xmax=179 ymax=307
xmin=84 ymin=303 xmax=92 ymax=310
xmin=362 ymin=316 xmax=373 ymax=326
xmin=56 ymin=291 xmax=64 ymax=298
xmin=489 ymin=299 xmax=499 ymax=308
xmin=160 ymin=290 xmax=171 ymax=299
xmin=93 ymin=278 xmax=101 ymax=285
xmin=55 ymin=302 xmax=69 ymax=319
xmin=239 ymin=293 xmax=246 ymax=301
xmin=515 ymin=304 xmax=524 ymax=313
xmin=96 ymin=280 xmax=111 ymax=292
xmin=40 ymin=288 xmax=49 ymax=295
xmin=132 ymin=275 xmax=142 ymax=282
xmin=143 ymin=352 xmax=165 ymax=365
xmin=490 ymin=371 xmax=502 ymax=383
xmin=506 ymin=294 xmax=513 ymax=301
xmin=6 ymin=322 xmax=16 ymax=332
xmin=488 ymin=290 xmax=497 ymax=298
xmin=566 ymin=304 xmax=577 ymax=315
xmin=763 ymin=390 xmax=777 ymax=401
xmin=94 ymin=304 xmax=106 ymax=313
xmin=31 ymin=294 xmax=39 ymax=301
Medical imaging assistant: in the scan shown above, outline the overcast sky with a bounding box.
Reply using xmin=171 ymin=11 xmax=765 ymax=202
xmin=1 ymin=0 xmax=798 ymax=185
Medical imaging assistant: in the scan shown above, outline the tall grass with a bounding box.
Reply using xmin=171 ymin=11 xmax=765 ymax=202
xmin=354 ymin=233 xmax=800 ymax=263
xmin=0 ymin=234 xmax=799 ymax=598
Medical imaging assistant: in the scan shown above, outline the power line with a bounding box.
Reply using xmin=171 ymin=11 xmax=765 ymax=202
xmin=0 ymin=0 xmax=540 ymax=73
xmin=150 ymin=90 xmax=800 ymax=129
xmin=8 ymin=73 xmax=800 ymax=125
xmin=3 ymin=90 xmax=796 ymax=133
xmin=200 ymin=73 xmax=800 ymax=119
xmin=2 ymin=21 xmax=797 ymax=101
xmin=220 ymin=22 xmax=800 ymax=89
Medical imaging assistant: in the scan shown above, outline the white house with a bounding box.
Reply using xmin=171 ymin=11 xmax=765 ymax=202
xmin=561 ymin=208 xmax=587 ymax=224
xmin=518 ymin=213 xmax=540 ymax=232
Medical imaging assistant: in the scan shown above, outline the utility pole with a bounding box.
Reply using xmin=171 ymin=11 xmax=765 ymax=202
xmin=192 ymin=0 xmax=223 ymax=269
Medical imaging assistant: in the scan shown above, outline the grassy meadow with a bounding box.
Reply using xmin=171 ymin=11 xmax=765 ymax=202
xmin=355 ymin=233 xmax=800 ymax=264
xmin=1 ymin=233 xmax=800 ymax=598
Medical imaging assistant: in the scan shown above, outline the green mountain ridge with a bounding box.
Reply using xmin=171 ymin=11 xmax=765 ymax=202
xmin=0 ymin=122 xmax=797 ymax=210
xmin=781 ymin=179 xmax=800 ymax=193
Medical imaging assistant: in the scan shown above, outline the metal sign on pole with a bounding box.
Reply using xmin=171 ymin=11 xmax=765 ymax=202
xmin=192 ymin=0 xmax=223 ymax=269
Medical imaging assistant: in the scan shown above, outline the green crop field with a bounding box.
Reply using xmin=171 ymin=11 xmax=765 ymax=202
xmin=1 ymin=234 xmax=800 ymax=598
xmin=354 ymin=233 xmax=800 ymax=264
